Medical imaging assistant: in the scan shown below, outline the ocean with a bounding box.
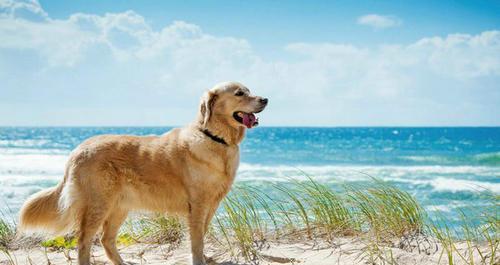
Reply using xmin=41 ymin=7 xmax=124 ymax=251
xmin=0 ymin=127 xmax=499 ymax=228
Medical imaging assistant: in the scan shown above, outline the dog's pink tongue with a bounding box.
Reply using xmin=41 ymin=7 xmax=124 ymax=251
xmin=242 ymin=113 xmax=256 ymax=129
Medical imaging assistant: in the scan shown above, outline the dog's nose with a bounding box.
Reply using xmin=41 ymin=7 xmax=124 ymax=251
xmin=260 ymin=98 xmax=268 ymax=105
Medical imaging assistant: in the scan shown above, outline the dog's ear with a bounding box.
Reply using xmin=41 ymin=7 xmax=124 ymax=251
xmin=199 ymin=91 xmax=217 ymax=127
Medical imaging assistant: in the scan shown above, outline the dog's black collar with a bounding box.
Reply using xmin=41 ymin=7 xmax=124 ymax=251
xmin=200 ymin=128 xmax=228 ymax=146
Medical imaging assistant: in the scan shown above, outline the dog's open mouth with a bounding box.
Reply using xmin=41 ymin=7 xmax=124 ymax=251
xmin=233 ymin=112 xmax=259 ymax=129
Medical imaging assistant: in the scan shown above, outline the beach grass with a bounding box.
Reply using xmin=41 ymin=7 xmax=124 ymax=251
xmin=211 ymin=177 xmax=497 ymax=264
xmin=1 ymin=177 xmax=498 ymax=265
xmin=0 ymin=214 xmax=16 ymax=265
xmin=425 ymin=192 xmax=499 ymax=265
xmin=0 ymin=217 xmax=15 ymax=250
xmin=346 ymin=179 xmax=425 ymax=238
xmin=121 ymin=214 xmax=184 ymax=245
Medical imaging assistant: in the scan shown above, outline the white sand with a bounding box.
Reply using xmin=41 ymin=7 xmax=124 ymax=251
xmin=1 ymin=236 xmax=496 ymax=265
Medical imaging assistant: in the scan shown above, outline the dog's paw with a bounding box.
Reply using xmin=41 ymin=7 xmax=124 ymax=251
xmin=192 ymin=258 xmax=208 ymax=265
xmin=203 ymin=254 xmax=219 ymax=265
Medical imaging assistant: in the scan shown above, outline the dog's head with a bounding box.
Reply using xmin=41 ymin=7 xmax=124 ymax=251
xmin=199 ymin=81 xmax=268 ymax=130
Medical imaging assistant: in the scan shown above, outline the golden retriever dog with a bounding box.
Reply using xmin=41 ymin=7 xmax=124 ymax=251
xmin=18 ymin=81 xmax=268 ymax=265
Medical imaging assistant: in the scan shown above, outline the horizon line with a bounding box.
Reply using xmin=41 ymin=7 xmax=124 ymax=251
xmin=1 ymin=125 xmax=499 ymax=128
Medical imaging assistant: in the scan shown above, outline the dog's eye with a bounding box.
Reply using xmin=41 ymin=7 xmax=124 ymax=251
xmin=235 ymin=91 xmax=245 ymax=96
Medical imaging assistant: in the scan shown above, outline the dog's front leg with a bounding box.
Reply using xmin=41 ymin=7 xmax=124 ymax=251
xmin=203 ymin=199 xmax=222 ymax=236
xmin=189 ymin=203 xmax=207 ymax=265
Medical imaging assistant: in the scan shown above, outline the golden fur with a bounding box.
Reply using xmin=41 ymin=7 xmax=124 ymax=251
xmin=18 ymin=81 xmax=268 ymax=265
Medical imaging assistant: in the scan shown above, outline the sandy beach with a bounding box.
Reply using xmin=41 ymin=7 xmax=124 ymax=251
xmin=2 ymin=234 xmax=496 ymax=265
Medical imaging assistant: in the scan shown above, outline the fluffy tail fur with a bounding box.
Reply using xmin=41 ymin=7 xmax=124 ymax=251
xmin=19 ymin=181 xmax=73 ymax=234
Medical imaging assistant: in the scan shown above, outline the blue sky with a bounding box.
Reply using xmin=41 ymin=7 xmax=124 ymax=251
xmin=37 ymin=0 xmax=500 ymax=60
xmin=0 ymin=0 xmax=499 ymax=126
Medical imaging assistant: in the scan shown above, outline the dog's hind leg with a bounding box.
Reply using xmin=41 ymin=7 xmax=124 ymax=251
xmin=101 ymin=209 xmax=128 ymax=265
xmin=77 ymin=205 xmax=108 ymax=265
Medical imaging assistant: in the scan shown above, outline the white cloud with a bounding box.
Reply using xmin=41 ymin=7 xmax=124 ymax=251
xmin=0 ymin=1 xmax=499 ymax=126
xmin=409 ymin=31 xmax=500 ymax=78
xmin=357 ymin=14 xmax=401 ymax=29
xmin=0 ymin=0 xmax=48 ymax=20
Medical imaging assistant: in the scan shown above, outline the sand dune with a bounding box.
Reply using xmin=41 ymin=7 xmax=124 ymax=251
xmin=1 ymin=236 xmax=495 ymax=265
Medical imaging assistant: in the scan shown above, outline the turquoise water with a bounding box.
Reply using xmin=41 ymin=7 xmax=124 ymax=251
xmin=0 ymin=127 xmax=498 ymax=227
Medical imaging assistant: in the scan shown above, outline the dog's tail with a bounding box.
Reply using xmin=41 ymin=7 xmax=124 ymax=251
xmin=19 ymin=175 xmax=75 ymax=235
